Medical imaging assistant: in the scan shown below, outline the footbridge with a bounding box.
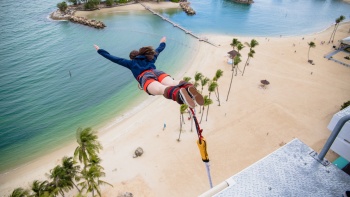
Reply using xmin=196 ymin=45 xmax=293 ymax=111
xmin=140 ymin=3 xmax=217 ymax=47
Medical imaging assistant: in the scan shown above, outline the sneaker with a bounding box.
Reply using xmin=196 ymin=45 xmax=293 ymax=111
xmin=187 ymin=86 xmax=204 ymax=106
xmin=179 ymin=88 xmax=195 ymax=108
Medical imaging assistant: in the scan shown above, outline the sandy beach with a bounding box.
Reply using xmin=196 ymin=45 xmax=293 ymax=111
xmin=1 ymin=2 xmax=350 ymax=196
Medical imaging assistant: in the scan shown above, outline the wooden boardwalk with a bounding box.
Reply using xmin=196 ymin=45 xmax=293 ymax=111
xmin=140 ymin=3 xmax=217 ymax=47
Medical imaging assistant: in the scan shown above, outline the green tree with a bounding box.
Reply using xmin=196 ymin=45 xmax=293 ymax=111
xmin=62 ymin=156 xmax=81 ymax=193
xmin=31 ymin=180 xmax=49 ymax=197
xmin=230 ymin=39 xmax=239 ymax=74
xmin=84 ymin=0 xmax=100 ymax=10
xmin=230 ymin=38 xmax=240 ymax=52
xmin=242 ymin=49 xmax=255 ymax=76
xmin=199 ymin=77 xmax=210 ymax=113
xmin=213 ymin=69 xmax=223 ymax=106
xmin=200 ymin=96 xmax=212 ymax=123
xmin=9 ymin=187 xmax=30 ymax=197
xmin=242 ymin=39 xmax=259 ymax=76
xmin=48 ymin=165 xmax=73 ymax=197
xmin=307 ymin=41 xmax=316 ymax=61
xmin=329 ymin=15 xmax=346 ymax=43
xmin=206 ymin=81 xmax=217 ymax=121
xmin=106 ymin=0 xmax=114 ymax=6
xmin=235 ymin=43 xmax=244 ymax=76
xmin=226 ymin=56 xmax=241 ymax=102
xmin=57 ymin=1 xmax=68 ymax=13
xmin=74 ymin=127 xmax=102 ymax=169
xmin=183 ymin=76 xmax=191 ymax=82
xmin=67 ymin=0 xmax=78 ymax=5
xmin=178 ymin=104 xmax=188 ymax=141
xmin=194 ymin=72 xmax=203 ymax=88
xmin=79 ymin=160 xmax=112 ymax=197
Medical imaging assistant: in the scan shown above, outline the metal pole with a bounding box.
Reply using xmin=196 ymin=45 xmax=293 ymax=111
xmin=318 ymin=114 xmax=350 ymax=161
xmin=205 ymin=162 xmax=213 ymax=188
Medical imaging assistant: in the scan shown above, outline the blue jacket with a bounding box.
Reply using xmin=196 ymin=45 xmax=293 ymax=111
xmin=97 ymin=42 xmax=166 ymax=79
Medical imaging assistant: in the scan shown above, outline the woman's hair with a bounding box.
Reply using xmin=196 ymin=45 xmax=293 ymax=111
xmin=138 ymin=46 xmax=156 ymax=61
xmin=129 ymin=50 xmax=139 ymax=60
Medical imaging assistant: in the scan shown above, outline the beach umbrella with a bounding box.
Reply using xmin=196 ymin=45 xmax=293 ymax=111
xmin=227 ymin=50 xmax=240 ymax=59
xmin=260 ymin=79 xmax=270 ymax=89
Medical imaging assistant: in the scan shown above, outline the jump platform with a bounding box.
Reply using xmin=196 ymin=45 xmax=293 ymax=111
xmin=201 ymin=138 xmax=350 ymax=196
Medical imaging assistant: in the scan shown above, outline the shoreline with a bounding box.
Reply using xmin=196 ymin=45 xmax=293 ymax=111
xmin=2 ymin=2 xmax=350 ymax=196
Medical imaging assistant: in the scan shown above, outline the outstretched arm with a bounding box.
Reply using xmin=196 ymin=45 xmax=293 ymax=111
xmin=154 ymin=37 xmax=166 ymax=59
xmin=94 ymin=44 xmax=132 ymax=69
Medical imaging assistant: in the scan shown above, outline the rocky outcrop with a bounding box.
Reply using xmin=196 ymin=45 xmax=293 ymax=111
xmin=50 ymin=8 xmax=75 ymax=20
xmin=179 ymin=2 xmax=196 ymax=15
xmin=50 ymin=8 xmax=106 ymax=29
xmin=69 ymin=16 xmax=106 ymax=29
xmin=233 ymin=0 xmax=254 ymax=4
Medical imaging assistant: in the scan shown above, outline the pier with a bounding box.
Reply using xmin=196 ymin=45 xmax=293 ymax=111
xmin=140 ymin=3 xmax=217 ymax=47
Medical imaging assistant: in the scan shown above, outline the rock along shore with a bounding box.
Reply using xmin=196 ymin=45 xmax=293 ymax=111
xmin=179 ymin=2 xmax=195 ymax=15
xmin=50 ymin=8 xmax=106 ymax=29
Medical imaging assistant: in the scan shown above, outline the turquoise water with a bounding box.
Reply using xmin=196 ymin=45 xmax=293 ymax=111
xmin=0 ymin=0 xmax=349 ymax=173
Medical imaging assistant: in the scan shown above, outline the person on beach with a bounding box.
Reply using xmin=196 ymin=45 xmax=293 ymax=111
xmin=93 ymin=36 xmax=203 ymax=108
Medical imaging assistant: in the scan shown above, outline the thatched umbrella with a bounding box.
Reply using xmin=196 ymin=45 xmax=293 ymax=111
xmin=260 ymin=79 xmax=270 ymax=88
xmin=227 ymin=50 xmax=240 ymax=59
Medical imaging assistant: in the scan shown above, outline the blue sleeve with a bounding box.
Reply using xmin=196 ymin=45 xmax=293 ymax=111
xmin=97 ymin=49 xmax=132 ymax=69
xmin=153 ymin=42 xmax=166 ymax=61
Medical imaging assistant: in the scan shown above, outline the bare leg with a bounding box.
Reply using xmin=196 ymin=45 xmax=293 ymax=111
xmin=147 ymin=81 xmax=167 ymax=95
xmin=160 ymin=76 xmax=180 ymax=86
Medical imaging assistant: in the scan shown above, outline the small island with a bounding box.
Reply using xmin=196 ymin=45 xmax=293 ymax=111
xmin=233 ymin=0 xmax=254 ymax=4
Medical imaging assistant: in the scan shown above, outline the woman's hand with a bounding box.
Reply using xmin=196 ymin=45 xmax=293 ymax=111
xmin=94 ymin=44 xmax=100 ymax=50
xmin=160 ymin=37 xmax=166 ymax=43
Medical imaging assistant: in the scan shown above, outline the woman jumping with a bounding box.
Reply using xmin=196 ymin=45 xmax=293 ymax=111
xmin=93 ymin=36 xmax=203 ymax=108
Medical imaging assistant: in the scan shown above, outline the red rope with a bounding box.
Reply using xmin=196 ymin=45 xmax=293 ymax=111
xmin=189 ymin=108 xmax=203 ymax=142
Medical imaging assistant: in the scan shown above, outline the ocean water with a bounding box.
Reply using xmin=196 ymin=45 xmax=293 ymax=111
xmin=0 ymin=0 xmax=349 ymax=173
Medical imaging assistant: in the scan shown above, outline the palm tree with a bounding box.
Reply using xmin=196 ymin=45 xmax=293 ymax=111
xmin=226 ymin=56 xmax=241 ymax=101
xmin=230 ymin=38 xmax=240 ymax=74
xmin=194 ymin=72 xmax=203 ymax=88
xmin=200 ymin=77 xmax=210 ymax=95
xmin=242 ymin=39 xmax=259 ymax=76
xmin=329 ymin=15 xmax=346 ymax=43
xmin=213 ymin=69 xmax=223 ymax=106
xmin=307 ymin=41 xmax=316 ymax=61
xmin=180 ymin=104 xmax=188 ymax=126
xmin=230 ymin=38 xmax=240 ymax=52
xmin=9 ymin=187 xmax=30 ymax=197
xmin=206 ymin=81 xmax=217 ymax=121
xmin=74 ymin=127 xmax=102 ymax=169
xmin=31 ymin=180 xmax=49 ymax=197
xmin=245 ymin=39 xmax=259 ymax=51
xmin=178 ymin=104 xmax=188 ymax=141
xmin=242 ymin=49 xmax=255 ymax=76
xmin=234 ymin=43 xmax=245 ymax=76
xmin=62 ymin=156 xmax=81 ymax=193
xmin=79 ymin=162 xmax=112 ymax=197
xmin=199 ymin=77 xmax=210 ymax=113
xmin=183 ymin=76 xmax=191 ymax=82
xmin=48 ymin=165 xmax=73 ymax=197
xmin=200 ymin=96 xmax=212 ymax=123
